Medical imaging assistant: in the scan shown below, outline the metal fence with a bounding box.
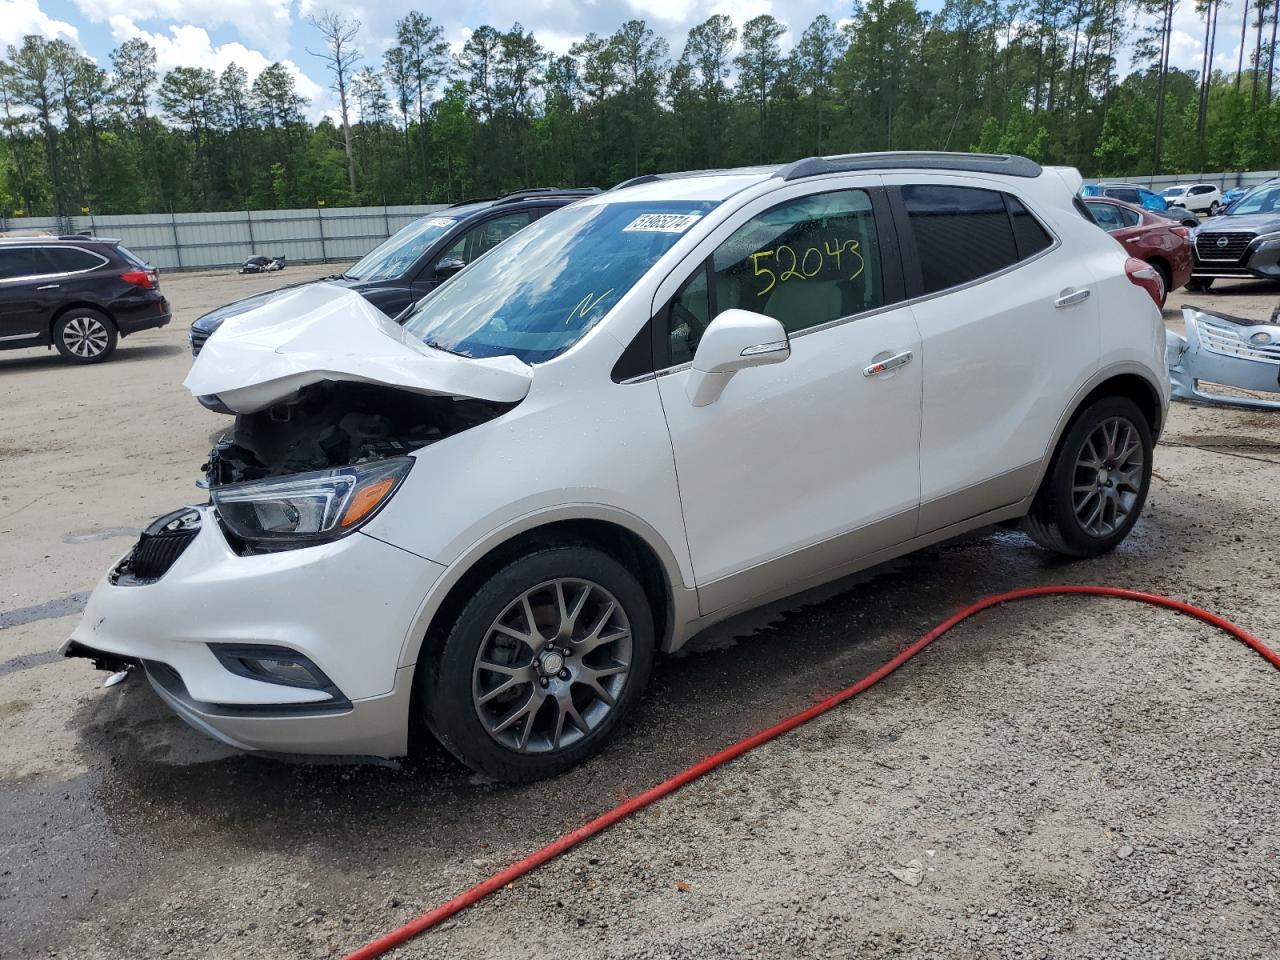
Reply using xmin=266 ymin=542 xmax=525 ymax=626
xmin=0 ymin=203 xmax=451 ymax=272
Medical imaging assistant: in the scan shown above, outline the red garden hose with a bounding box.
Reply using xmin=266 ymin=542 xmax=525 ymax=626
xmin=342 ymin=585 xmax=1280 ymax=960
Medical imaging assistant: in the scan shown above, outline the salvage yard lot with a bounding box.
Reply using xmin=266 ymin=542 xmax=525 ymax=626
xmin=1 ymin=266 xmax=1278 ymax=959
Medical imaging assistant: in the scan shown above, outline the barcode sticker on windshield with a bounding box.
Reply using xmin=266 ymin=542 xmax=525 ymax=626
xmin=422 ymin=217 xmax=456 ymax=228
xmin=623 ymin=213 xmax=702 ymax=234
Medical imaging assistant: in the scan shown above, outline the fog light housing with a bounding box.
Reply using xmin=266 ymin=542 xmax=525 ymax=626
xmin=210 ymin=644 xmax=339 ymax=693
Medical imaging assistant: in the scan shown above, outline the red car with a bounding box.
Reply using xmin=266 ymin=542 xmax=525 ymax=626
xmin=1083 ymin=197 xmax=1193 ymax=306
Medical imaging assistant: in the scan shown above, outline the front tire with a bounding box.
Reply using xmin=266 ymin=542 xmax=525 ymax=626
xmin=52 ymin=309 xmax=117 ymax=363
xmin=1023 ymin=396 xmax=1153 ymax=558
xmin=1208 ymin=201 xmax=1221 ymax=215
xmin=419 ymin=544 xmax=655 ymax=782
xmin=1185 ymin=277 xmax=1214 ymax=293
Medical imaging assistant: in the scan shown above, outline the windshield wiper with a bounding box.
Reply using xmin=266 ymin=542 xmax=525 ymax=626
xmin=423 ymin=338 xmax=469 ymax=358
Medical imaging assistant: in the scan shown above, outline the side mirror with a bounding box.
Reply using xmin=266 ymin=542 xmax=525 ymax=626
xmin=434 ymin=257 xmax=466 ymax=280
xmin=686 ymin=309 xmax=790 ymax=407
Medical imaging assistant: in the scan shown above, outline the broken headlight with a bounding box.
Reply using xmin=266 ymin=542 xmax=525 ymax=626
xmin=211 ymin=457 xmax=412 ymax=548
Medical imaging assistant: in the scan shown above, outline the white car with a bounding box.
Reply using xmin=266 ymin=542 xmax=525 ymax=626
xmin=1161 ymin=183 xmax=1223 ymax=216
xmin=65 ymin=153 xmax=1170 ymax=781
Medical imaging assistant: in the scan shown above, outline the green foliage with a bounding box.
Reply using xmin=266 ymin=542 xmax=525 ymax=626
xmin=1 ymin=1 xmax=1276 ymax=217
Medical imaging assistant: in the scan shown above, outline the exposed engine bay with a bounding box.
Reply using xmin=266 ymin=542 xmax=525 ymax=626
xmin=204 ymin=381 xmax=513 ymax=487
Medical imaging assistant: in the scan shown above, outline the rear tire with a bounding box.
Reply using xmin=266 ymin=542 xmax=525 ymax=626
xmin=52 ymin=309 xmax=117 ymax=363
xmin=1023 ymin=396 xmax=1153 ymax=558
xmin=418 ymin=544 xmax=655 ymax=782
xmin=1208 ymin=201 xmax=1221 ymax=215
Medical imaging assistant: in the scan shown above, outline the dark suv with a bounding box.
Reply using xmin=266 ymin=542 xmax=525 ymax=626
xmin=0 ymin=236 xmax=170 ymax=363
xmin=190 ymin=188 xmax=599 ymax=356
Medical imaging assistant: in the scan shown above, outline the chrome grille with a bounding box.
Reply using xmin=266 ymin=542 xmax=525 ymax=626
xmin=1193 ymin=316 xmax=1280 ymax=365
xmin=1194 ymin=231 xmax=1255 ymax=263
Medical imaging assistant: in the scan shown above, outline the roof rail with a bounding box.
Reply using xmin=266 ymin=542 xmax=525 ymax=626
xmin=493 ymin=187 xmax=601 ymax=205
xmin=775 ymin=152 xmax=1042 ymax=182
xmin=449 ymin=196 xmax=496 ymax=207
xmin=609 ymin=167 xmax=777 ymax=191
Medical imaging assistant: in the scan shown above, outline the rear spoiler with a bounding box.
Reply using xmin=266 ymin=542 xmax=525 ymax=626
xmin=1047 ymin=167 xmax=1084 ymax=200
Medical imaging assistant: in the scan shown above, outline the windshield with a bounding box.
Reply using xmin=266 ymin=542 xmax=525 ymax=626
xmin=1225 ymin=184 xmax=1280 ymax=216
xmin=402 ymin=200 xmax=717 ymax=363
xmin=348 ymin=215 xmax=457 ymax=281
xmin=1161 ymin=187 xmax=1187 ymax=197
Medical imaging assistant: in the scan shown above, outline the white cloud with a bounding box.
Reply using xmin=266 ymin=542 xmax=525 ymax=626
xmin=0 ymin=0 xmax=79 ymax=49
xmin=107 ymin=16 xmax=329 ymax=120
xmin=74 ymin=0 xmax=292 ymax=58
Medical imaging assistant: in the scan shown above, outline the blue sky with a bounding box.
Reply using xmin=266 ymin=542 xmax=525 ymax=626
xmin=2 ymin=0 xmax=1257 ymax=122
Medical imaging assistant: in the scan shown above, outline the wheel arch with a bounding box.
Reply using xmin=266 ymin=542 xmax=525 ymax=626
xmin=398 ymin=507 xmax=694 ymax=674
xmin=1029 ymin=365 xmax=1166 ymax=500
xmin=50 ymin=300 xmax=116 ymax=335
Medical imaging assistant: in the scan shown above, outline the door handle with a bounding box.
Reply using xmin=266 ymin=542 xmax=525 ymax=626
xmin=1054 ymin=288 xmax=1091 ymax=308
xmin=863 ymin=350 xmax=913 ymax=377
xmin=36 ymin=283 xmax=60 ymax=290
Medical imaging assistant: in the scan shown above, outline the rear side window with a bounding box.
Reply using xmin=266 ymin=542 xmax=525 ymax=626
xmin=0 ymin=246 xmax=55 ymax=280
xmin=902 ymin=185 xmax=1019 ymax=294
xmin=44 ymin=247 xmax=108 ymax=273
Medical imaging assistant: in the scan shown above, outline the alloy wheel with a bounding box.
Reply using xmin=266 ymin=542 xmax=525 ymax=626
xmin=61 ymin=315 xmax=110 ymax=358
xmin=1071 ymin=416 xmax=1145 ymax=537
xmin=472 ymin=578 xmax=633 ymax=754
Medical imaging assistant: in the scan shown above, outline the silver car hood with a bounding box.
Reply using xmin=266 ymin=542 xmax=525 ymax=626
xmin=183 ymin=283 xmax=532 ymax=414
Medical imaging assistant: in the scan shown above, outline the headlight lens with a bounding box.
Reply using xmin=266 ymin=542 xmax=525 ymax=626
xmin=1253 ymin=231 xmax=1280 ymax=252
xmin=212 ymin=457 xmax=412 ymax=548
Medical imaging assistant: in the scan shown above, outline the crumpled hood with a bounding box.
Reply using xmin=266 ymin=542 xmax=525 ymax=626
xmin=183 ymin=283 xmax=532 ymax=414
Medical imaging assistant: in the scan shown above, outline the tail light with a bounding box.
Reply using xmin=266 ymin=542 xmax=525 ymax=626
xmin=1170 ymin=226 xmax=1190 ymax=239
xmin=1125 ymin=257 xmax=1163 ymax=308
xmin=120 ymin=269 xmax=157 ymax=289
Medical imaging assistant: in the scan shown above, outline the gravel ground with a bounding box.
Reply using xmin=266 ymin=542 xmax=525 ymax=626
xmin=0 ymin=266 xmax=1277 ymax=959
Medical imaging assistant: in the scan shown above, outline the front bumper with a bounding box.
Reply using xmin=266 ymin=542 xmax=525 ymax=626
xmin=63 ymin=506 xmax=444 ymax=757
xmin=1191 ymin=236 xmax=1280 ymax=280
xmin=1167 ymin=308 xmax=1280 ymax=409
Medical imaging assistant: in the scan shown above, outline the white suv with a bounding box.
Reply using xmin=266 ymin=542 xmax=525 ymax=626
xmin=65 ymin=153 xmax=1169 ymax=781
xmin=1161 ymin=183 xmax=1223 ymax=215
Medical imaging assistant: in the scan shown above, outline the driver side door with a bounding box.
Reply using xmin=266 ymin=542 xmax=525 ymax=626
xmin=655 ymin=181 xmax=923 ymax=616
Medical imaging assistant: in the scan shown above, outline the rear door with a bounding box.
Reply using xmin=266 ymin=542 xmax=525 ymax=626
xmin=0 ymin=246 xmax=59 ymax=345
xmin=884 ymin=177 xmax=1102 ymax=532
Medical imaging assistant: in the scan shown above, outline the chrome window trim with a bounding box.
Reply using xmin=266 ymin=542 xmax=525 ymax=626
xmin=0 ymin=244 xmax=111 ymax=283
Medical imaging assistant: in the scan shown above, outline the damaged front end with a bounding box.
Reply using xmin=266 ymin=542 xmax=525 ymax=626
xmin=1167 ymin=306 xmax=1280 ymax=410
xmin=183 ymin=283 xmax=527 ymax=550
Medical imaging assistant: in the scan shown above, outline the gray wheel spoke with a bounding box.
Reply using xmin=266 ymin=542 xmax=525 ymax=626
xmin=1072 ymin=415 xmax=1144 ymax=538
xmin=472 ymin=577 xmax=633 ymax=756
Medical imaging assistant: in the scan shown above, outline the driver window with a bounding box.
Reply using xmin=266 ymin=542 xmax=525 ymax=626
xmin=667 ymin=189 xmax=882 ymax=364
